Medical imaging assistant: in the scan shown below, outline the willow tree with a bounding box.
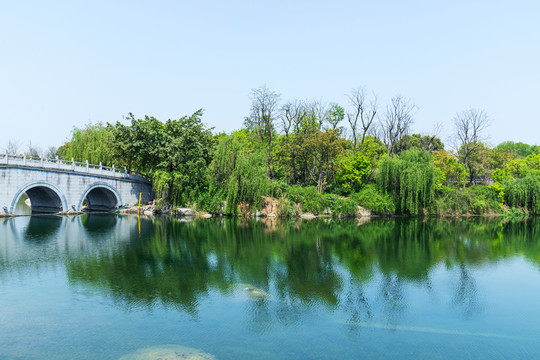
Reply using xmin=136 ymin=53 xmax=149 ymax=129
xmin=225 ymin=150 xmax=270 ymax=215
xmin=377 ymin=148 xmax=436 ymax=215
xmin=504 ymin=174 xmax=540 ymax=214
xmin=58 ymin=123 xmax=115 ymax=165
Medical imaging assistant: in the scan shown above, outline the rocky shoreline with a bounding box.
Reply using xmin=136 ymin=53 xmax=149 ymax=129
xmin=116 ymin=198 xmax=373 ymax=219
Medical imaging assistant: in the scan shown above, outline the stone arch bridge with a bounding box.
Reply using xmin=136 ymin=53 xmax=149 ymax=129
xmin=0 ymin=155 xmax=153 ymax=215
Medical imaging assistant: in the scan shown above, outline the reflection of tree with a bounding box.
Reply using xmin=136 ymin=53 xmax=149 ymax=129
xmin=63 ymin=215 xmax=540 ymax=323
xmin=452 ymin=262 xmax=479 ymax=319
xmin=379 ymin=274 xmax=406 ymax=323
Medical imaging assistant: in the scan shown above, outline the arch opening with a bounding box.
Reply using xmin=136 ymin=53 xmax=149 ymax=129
xmin=17 ymin=186 xmax=64 ymax=214
xmin=83 ymin=187 xmax=119 ymax=212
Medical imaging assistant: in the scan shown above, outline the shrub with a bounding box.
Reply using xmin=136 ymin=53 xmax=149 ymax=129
xmin=351 ymin=184 xmax=395 ymax=214
xmin=504 ymin=174 xmax=540 ymax=214
xmin=276 ymin=194 xmax=297 ymax=218
xmin=285 ymin=186 xmax=326 ymax=214
xmin=330 ymin=197 xmax=358 ymax=216
xmin=197 ymin=185 xmax=225 ymax=213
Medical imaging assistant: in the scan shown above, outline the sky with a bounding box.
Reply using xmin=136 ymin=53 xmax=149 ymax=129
xmin=1 ymin=0 xmax=539 ymax=153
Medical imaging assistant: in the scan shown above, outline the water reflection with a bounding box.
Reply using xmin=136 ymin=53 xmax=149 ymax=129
xmin=2 ymin=215 xmax=540 ymax=320
xmin=24 ymin=215 xmax=63 ymax=243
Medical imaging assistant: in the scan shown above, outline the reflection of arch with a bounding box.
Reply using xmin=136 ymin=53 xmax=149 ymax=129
xmin=78 ymin=182 xmax=122 ymax=212
xmin=24 ymin=215 xmax=63 ymax=243
xmin=81 ymin=213 xmax=118 ymax=235
xmin=10 ymin=181 xmax=67 ymax=214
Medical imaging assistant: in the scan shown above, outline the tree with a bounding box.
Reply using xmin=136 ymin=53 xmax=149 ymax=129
xmin=377 ymin=148 xmax=436 ymax=215
xmin=25 ymin=141 xmax=41 ymax=158
xmin=382 ymin=95 xmax=416 ymax=156
xmin=327 ymin=103 xmax=344 ymax=130
xmin=58 ymin=123 xmax=115 ymax=165
xmin=453 ymin=108 xmax=490 ymax=183
xmin=346 ymin=87 xmax=377 ymax=153
xmin=44 ymin=146 xmax=58 ymax=160
xmin=399 ymin=133 xmax=444 ymax=153
xmin=336 ymin=151 xmax=371 ymax=193
xmin=4 ymin=140 xmax=19 ymax=155
xmin=108 ymin=110 xmax=215 ymax=205
xmin=243 ymin=85 xmax=280 ymax=177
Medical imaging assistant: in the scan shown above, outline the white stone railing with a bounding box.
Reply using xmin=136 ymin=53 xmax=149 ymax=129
xmin=0 ymin=154 xmax=150 ymax=183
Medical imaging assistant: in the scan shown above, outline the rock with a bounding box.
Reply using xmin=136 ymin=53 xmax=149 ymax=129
xmin=201 ymin=213 xmax=212 ymax=218
xmin=119 ymin=344 xmax=215 ymax=360
xmin=357 ymin=206 xmax=371 ymax=217
xmin=177 ymin=208 xmax=195 ymax=216
xmin=301 ymin=213 xmax=316 ymax=219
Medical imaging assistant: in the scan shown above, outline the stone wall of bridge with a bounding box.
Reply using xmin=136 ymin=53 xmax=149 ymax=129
xmin=0 ymin=165 xmax=153 ymax=214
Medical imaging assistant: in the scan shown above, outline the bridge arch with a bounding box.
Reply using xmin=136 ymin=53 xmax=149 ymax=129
xmin=10 ymin=181 xmax=68 ymax=214
xmin=78 ymin=182 xmax=122 ymax=212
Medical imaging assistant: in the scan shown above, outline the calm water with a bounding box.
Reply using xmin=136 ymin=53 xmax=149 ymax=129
xmin=1 ymin=215 xmax=540 ymax=359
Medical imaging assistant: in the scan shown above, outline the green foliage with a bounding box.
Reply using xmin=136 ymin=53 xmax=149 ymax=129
xmin=328 ymin=197 xmax=358 ymax=216
xmin=276 ymin=195 xmax=297 ymax=218
xmin=350 ymin=184 xmax=395 ymax=214
xmin=58 ymin=123 xmax=115 ymax=165
xmin=197 ymin=184 xmax=225 ymax=213
xmin=377 ymin=149 xmax=436 ymax=215
xmin=285 ymin=186 xmax=327 ymax=214
xmin=431 ymin=185 xmax=501 ymax=216
xmin=335 ymin=151 xmax=371 ymax=194
xmin=108 ymin=110 xmax=215 ymax=206
xmin=433 ymin=150 xmax=468 ymax=187
xmin=489 ymin=182 xmax=505 ymax=206
xmin=504 ymin=174 xmax=540 ymax=214
xmin=399 ymin=133 xmax=444 ymax=153
xmin=497 ymin=141 xmax=535 ymax=158
xmin=225 ymin=150 xmax=270 ymax=214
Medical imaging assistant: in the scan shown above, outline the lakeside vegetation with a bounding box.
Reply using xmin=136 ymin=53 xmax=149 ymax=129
xmin=10 ymin=86 xmax=540 ymax=217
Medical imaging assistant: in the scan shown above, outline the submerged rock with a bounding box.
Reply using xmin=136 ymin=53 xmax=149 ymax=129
xmin=230 ymin=283 xmax=272 ymax=300
xmin=119 ymin=344 xmax=215 ymax=360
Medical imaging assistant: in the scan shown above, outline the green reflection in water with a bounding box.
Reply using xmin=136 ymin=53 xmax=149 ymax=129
xmin=2 ymin=215 xmax=540 ymax=359
xmin=60 ymin=216 xmax=540 ymax=315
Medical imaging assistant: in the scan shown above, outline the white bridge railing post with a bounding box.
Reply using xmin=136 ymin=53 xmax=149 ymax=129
xmin=86 ymin=160 xmax=89 ymax=173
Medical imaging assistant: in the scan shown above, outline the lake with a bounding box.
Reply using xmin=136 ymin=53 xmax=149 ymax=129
xmin=1 ymin=215 xmax=540 ymax=359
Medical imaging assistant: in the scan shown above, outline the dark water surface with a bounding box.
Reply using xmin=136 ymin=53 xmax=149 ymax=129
xmin=1 ymin=215 xmax=540 ymax=359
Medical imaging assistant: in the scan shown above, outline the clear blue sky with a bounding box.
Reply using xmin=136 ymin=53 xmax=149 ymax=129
xmin=1 ymin=0 xmax=538 ymax=152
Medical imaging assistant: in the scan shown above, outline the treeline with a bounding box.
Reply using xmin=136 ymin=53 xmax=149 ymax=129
xmin=52 ymin=85 xmax=540 ymax=216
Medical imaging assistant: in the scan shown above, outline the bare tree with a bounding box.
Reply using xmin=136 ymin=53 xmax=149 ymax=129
xmin=26 ymin=141 xmax=41 ymax=158
xmin=281 ymin=99 xmax=304 ymax=137
xmin=4 ymin=140 xmax=19 ymax=155
xmin=243 ymin=85 xmax=280 ymax=176
xmin=346 ymin=87 xmax=378 ymax=153
xmin=382 ymin=95 xmax=416 ymax=155
xmin=453 ymin=108 xmax=490 ymax=182
xmin=44 ymin=146 xmax=58 ymax=160
xmin=426 ymin=122 xmax=443 ymax=152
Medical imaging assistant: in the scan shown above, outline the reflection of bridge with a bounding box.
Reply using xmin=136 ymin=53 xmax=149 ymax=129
xmin=0 ymin=154 xmax=153 ymax=214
